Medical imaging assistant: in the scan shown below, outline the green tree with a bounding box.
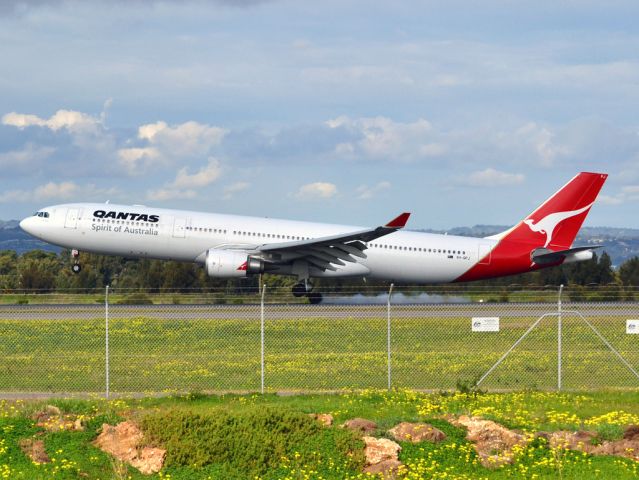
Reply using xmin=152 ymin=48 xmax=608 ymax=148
xmin=17 ymin=250 xmax=60 ymax=291
xmin=619 ymin=257 xmax=639 ymax=286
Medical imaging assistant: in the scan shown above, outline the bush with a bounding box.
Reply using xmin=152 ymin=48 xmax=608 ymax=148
xmin=140 ymin=407 xmax=364 ymax=476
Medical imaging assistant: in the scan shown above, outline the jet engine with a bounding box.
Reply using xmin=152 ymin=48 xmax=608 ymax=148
xmin=205 ymin=249 xmax=270 ymax=278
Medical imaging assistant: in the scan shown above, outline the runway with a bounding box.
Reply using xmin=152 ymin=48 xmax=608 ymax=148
xmin=0 ymin=302 xmax=637 ymax=320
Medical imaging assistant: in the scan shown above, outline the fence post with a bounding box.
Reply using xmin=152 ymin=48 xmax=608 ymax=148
xmin=260 ymin=283 xmax=266 ymax=394
xmin=105 ymin=285 xmax=110 ymax=399
xmin=558 ymin=284 xmax=564 ymax=391
xmin=387 ymin=283 xmax=394 ymax=391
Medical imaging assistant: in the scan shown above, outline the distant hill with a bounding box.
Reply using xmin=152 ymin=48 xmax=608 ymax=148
xmin=0 ymin=221 xmax=61 ymax=254
xmin=3 ymin=220 xmax=638 ymax=267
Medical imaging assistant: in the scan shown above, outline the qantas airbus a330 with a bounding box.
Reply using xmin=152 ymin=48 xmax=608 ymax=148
xmin=20 ymin=172 xmax=607 ymax=303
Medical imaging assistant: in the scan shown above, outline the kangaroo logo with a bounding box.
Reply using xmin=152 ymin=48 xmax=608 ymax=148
xmin=523 ymin=203 xmax=593 ymax=247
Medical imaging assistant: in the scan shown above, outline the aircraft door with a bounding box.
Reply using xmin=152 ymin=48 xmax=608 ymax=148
xmin=173 ymin=217 xmax=186 ymax=238
xmin=478 ymin=244 xmax=492 ymax=265
xmin=64 ymin=208 xmax=79 ymax=229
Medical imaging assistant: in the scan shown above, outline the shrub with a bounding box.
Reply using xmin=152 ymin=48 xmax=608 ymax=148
xmin=140 ymin=407 xmax=364 ymax=476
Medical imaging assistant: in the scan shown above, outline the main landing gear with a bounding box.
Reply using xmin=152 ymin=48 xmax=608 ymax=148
xmin=71 ymin=249 xmax=82 ymax=274
xmin=292 ymin=281 xmax=323 ymax=304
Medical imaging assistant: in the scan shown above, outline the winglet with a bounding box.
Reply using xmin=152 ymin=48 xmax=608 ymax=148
xmin=385 ymin=212 xmax=411 ymax=229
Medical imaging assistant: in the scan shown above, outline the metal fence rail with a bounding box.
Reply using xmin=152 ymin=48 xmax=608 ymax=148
xmin=1 ymin=285 xmax=639 ymax=396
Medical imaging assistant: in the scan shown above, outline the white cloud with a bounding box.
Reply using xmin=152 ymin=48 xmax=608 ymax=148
xmin=117 ymin=147 xmax=161 ymax=175
xmin=223 ymin=181 xmax=250 ymax=199
xmin=0 ymin=181 xmax=88 ymax=203
xmin=138 ymin=120 xmax=227 ymax=156
xmin=356 ymin=181 xmax=391 ymax=200
xmin=512 ymin=123 xmax=571 ymax=167
xmin=600 ymin=185 xmax=639 ymax=205
xmin=327 ymin=116 xmax=434 ymax=162
xmin=462 ymin=168 xmax=525 ymax=187
xmin=2 ymin=109 xmax=101 ymax=134
xmin=118 ymin=120 xmax=227 ymax=175
xmin=598 ymin=194 xmax=625 ymax=206
xmin=0 ymin=144 xmax=55 ymax=167
xmin=294 ymin=182 xmax=338 ymax=200
xmin=172 ymin=158 xmax=222 ymax=189
xmin=34 ymin=181 xmax=79 ymax=199
xmin=146 ymin=187 xmax=197 ymax=201
xmin=146 ymin=158 xmax=222 ymax=201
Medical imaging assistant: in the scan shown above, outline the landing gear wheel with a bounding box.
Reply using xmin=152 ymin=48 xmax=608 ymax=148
xmin=72 ymin=263 xmax=82 ymax=274
xmin=292 ymin=283 xmax=307 ymax=297
xmin=307 ymin=291 xmax=323 ymax=304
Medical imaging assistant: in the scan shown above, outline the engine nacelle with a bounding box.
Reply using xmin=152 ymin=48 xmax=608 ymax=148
xmin=205 ymin=249 xmax=269 ymax=278
xmin=205 ymin=249 xmax=249 ymax=278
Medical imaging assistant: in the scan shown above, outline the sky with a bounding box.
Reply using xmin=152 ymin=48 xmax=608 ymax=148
xmin=1 ymin=0 xmax=638 ymax=230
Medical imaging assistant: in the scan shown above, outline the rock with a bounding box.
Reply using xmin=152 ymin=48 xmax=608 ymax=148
xmin=363 ymin=459 xmax=403 ymax=479
xmin=362 ymin=436 xmax=401 ymax=465
xmin=388 ymin=422 xmax=446 ymax=443
xmin=308 ymin=413 xmax=334 ymax=427
xmin=19 ymin=438 xmax=50 ymax=464
xmin=548 ymin=430 xmax=598 ymax=452
xmin=544 ymin=429 xmax=639 ymax=462
xmin=342 ymin=418 xmax=377 ymax=434
xmin=73 ymin=418 xmax=85 ymax=431
xmin=130 ymin=446 xmax=167 ymax=475
xmin=453 ymin=415 xmax=525 ymax=468
xmin=93 ymin=421 xmax=166 ymax=475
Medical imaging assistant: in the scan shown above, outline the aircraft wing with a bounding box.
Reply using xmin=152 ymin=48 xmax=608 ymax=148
xmin=255 ymin=212 xmax=410 ymax=271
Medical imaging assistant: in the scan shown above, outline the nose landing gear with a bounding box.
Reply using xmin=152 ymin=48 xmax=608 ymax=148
xmin=291 ymin=281 xmax=323 ymax=304
xmin=71 ymin=249 xmax=82 ymax=274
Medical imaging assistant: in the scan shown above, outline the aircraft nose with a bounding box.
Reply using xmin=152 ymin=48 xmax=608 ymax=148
xmin=19 ymin=217 xmax=34 ymax=234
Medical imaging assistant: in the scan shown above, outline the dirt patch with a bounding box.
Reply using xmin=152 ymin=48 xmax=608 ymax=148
xmin=19 ymin=438 xmax=50 ymax=464
xmin=93 ymin=421 xmax=165 ymax=475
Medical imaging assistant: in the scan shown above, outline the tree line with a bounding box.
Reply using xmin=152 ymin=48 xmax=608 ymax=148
xmin=1 ymin=248 xmax=638 ymax=293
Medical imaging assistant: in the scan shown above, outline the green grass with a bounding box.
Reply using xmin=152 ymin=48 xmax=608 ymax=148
xmin=2 ymin=390 xmax=639 ymax=478
xmin=1 ymin=310 xmax=639 ymax=393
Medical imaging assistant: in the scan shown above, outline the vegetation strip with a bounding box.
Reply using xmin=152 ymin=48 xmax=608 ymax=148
xmin=1 ymin=390 xmax=639 ymax=478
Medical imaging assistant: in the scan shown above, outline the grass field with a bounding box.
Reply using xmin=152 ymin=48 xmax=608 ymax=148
xmin=1 ymin=309 xmax=639 ymax=393
xmin=3 ymin=390 xmax=639 ymax=479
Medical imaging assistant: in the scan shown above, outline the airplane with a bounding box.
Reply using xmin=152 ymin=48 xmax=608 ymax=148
xmin=19 ymin=171 xmax=607 ymax=303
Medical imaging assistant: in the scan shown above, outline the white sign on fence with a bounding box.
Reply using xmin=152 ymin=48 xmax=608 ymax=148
xmin=626 ymin=320 xmax=639 ymax=334
xmin=472 ymin=317 xmax=500 ymax=332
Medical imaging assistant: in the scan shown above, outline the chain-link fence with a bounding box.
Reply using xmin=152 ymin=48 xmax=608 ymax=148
xmin=1 ymin=285 xmax=639 ymax=396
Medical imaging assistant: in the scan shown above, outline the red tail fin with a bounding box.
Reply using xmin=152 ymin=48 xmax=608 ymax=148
xmin=456 ymin=172 xmax=607 ymax=283
xmin=491 ymin=172 xmax=607 ymax=250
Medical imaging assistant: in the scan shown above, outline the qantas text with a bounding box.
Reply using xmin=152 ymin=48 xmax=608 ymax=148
xmin=93 ymin=210 xmax=159 ymax=223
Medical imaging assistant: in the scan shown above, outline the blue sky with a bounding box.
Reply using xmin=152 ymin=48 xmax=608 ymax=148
xmin=1 ymin=0 xmax=638 ymax=229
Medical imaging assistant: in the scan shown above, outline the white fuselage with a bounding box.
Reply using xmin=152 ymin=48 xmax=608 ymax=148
xmin=20 ymin=203 xmax=497 ymax=283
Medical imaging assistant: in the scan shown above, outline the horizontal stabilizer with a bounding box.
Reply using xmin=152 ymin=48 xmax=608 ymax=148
xmin=531 ymin=245 xmax=602 ymax=265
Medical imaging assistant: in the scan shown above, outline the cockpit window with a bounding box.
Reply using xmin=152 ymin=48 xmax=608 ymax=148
xmin=34 ymin=211 xmax=50 ymax=218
